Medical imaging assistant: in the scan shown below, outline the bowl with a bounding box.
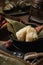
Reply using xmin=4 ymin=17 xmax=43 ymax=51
xmin=9 ymin=23 xmax=43 ymax=53
xmin=10 ymin=35 xmax=43 ymax=53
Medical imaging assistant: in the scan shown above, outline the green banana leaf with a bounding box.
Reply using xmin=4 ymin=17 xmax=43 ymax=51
xmin=6 ymin=18 xmax=26 ymax=34
xmin=38 ymin=29 xmax=43 ymax=38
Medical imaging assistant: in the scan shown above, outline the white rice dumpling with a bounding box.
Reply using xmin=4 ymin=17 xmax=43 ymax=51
xmin=16 ymin=26 xmax=38 ymax=42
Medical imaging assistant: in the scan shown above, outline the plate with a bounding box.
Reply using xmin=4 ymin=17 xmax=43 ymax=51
xmin=3 ymin=11 xmax=29 ymax=16
xmin=30 ymin=16 xmax=43 ymax=24
xmin=0 ymin=50 xmax=30 ymax=65
xmin=3 ymin=5 xmax=30 ymax=16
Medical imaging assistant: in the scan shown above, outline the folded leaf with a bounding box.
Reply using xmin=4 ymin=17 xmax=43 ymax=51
xmin=6 ymin=18 xmax=26 ymax=33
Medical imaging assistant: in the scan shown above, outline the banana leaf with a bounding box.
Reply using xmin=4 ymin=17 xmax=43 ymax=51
xmin=6 ymin=18 xmax=26 ymax=34
xmin=38 ymin=29 xmax=43 ymax=38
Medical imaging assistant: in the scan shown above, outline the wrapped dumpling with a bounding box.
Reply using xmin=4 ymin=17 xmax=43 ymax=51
xmin=16 ymin=26 xmax=38 ymax=42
